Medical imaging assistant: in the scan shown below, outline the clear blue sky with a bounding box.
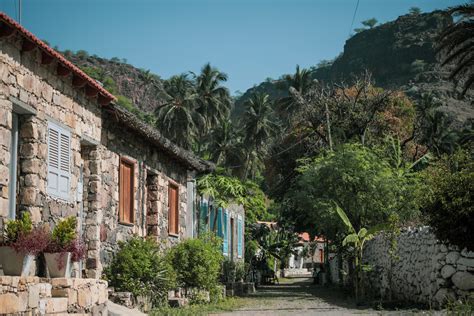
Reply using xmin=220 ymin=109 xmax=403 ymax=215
xmin=0 ymin=0 xmax=463 ymax=94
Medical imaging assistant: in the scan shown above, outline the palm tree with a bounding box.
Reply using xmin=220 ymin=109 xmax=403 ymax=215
xmin=437 ymin=4 xmax=474 ymax=95
xmin=242 ymin=93 xmax=279 ymax=179
xmin=277 ymin=65 xmax=313 ymax=120
xmin=194 ymin=63 xmax=232 ymax=135
xmin=207 ymin=119 xmax=241 ymax=165
xmin=155 ymin=74 xmax=202 ymax=149
xmin=422 ymin=109 xmax=459 ymax=156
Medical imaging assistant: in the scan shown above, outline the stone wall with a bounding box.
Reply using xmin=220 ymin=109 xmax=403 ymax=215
xmin=362 ymin=226 xmax=474 ymax=307
xmin=1 ymin=31 xmax=194 ymax=278
xmin=0 ymin=33 xmax=101 ymax=228
xmin=98 ymin=116 xmax=191 ymax=265
xmin=0 ymin=276 xmax=107 ymax=315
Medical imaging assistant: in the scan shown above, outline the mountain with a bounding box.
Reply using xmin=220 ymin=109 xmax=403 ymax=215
xmin=62 ymin=9 xmax=472 ymax=127
xmin=234 ymin=10 xmax=473 ymax=126
xmin=65 ymin=53 xmax=167 ymax=114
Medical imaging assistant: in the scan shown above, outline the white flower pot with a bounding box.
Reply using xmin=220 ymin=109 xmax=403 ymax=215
xmin=45 ymin=252 xmax=72 ymax=278
xmin=2 ymin=246 xmax=34 ymax=276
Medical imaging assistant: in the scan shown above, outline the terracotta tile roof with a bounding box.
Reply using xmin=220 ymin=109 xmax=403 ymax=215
xmin=299 ymin=232 xmax=325 ymax=243
xmin=0 ymin=12 xmax=116 ymax=105
xmin=105 ymin=105 xmax=215 ymax=172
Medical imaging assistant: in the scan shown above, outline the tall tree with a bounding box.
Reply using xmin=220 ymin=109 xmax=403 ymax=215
xmin=282 ymin=143 xmax=421 ymax=241
xmin=155 ymin=74 xmax=202 ymax=149
xmin=194 ymin=63 xmax=232 ymax=135
xmin=242 ymin=93 xmax=279 ymax=179
xmin=361 ymin=18 xmax=378 ymax=29
xmin=437 ymin=4 xmax=474 ymax=95
xmin=354 ymin=18 xmax=378 ymax=33
xmin=277 ymin=65 xmax=313 ymax=121
xmin=207 ymin=119 xmax=243 ymax=166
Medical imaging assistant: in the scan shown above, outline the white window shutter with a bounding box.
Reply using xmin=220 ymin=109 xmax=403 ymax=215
xmin=47 ymin=122 xmax=71 ymax=200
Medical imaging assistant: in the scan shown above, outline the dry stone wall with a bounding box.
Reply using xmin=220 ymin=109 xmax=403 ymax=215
xmin=99 ymin=116 xmax=191 ymax=265
xmin=363 ymin=226 xmax=474 ymax=307
xmin=0 ymin=276 xmax=107 ymax=315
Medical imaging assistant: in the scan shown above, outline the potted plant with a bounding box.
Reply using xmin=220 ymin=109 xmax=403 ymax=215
xmin=0 ymin=212 xmax=46 ymax=276
xmin=44 ymin=217 xmax=86 ymax=278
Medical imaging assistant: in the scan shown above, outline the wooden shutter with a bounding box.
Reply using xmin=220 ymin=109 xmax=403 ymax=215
xmin=47 ymin=121 xmax=70 ymax=200
xmin=217 ymin=208 xmax=223 ymax=237
xmin=168 ymin=183 xmax=179 ymax=235
xmin=209 ymin=207 xmax=215 ymax=232
xmin=119 ymin=158 xmax=134 ymax=223
xmin=237 ymin=215 xmax=243 ymax=258
xmin=199 ymin=200 xmax=208 ymax=235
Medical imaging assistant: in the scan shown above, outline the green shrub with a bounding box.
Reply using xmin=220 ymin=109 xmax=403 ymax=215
xmin=51 ymin=217 xmax=76 ymax=249
xmin=446 ymin=297 xmax=474 ymax=315
xmin=421 ymin=150 xmax=474 ymax=251
xmin=166 ymin=234 xmax=223 ymax=292
xmin=75 ymin=50 xmax=89 ymax=59
xmin=105 ymin=237 xmax=175 ymax=307
xmin=235 ymin=262 xmax=246 ymax=282
xmin=222 ymin=260 xmax=246 ymax=283
xmin=3 ymin=212 xmax=32 ymax=244
xmin=221 ymin=259 xmax=236 ymax=283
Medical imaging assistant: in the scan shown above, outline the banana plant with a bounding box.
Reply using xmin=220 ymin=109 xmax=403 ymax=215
xmin=335 ymin=203 xmax=378 ymax=302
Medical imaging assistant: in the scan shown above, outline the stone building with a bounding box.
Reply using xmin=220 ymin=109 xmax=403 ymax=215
xmin=0 ymin=12 xmax=214 ymax=279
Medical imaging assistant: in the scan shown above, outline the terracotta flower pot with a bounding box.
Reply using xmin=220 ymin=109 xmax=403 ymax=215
xmin=2 ymin=246 xmax=34 ymax=276
xmin=45 ymin=252 xmax=72 ymax=278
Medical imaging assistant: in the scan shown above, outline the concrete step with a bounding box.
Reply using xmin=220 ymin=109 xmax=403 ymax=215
xmin=107 ymin=300 xmax=147 ymax=316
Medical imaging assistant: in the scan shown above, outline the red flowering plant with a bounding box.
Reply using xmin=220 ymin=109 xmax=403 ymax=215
xmin=12 ymin=225 xmax=50 ymax=256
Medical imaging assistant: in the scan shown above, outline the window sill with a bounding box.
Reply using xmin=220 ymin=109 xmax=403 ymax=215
xmin=168 ymin=233 xmax=179 ymax=238
xmin=119 ymin=221 xmax=135 ymax=227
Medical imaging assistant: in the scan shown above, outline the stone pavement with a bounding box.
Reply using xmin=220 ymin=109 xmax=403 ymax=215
xmin=214 ymin=277 xmax=442 ymax=316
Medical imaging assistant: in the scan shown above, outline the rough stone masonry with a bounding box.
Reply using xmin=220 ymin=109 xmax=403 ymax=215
xmin=363 ymin=226 xmax=474 ymax=307
xmin=0 ymin=13 xmax=210 ymax=280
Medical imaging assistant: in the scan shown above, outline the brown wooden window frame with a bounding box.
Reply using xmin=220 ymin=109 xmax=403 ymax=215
xmin=119 ymin=157 xmax=135 ymax=225
xmin=168 ymin=181 xmax=179 ymax=236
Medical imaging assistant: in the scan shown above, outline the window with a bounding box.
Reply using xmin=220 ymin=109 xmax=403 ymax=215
xmin=168 ymin=182 xmax=179 ymax=235
xmin=119 ymin=158 xmax=134 ymax=224
xmin=47 ymin=121 xmax=71 ymax=200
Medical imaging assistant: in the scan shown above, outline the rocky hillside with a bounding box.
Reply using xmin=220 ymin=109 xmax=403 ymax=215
xmin=62 ymin=9 xmax=472 ymax=126
xmin=235 ymin=10 xmax=473 ymax=126
xmin=65 ymin=53 xmax=167 ymax=113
